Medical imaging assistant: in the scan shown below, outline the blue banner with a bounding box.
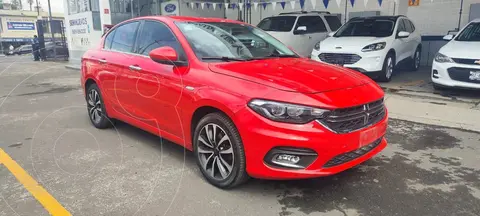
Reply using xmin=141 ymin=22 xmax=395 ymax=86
xmin=378 ymin=0 xmax=383 ymax=6
xmin=299 ymin=0 xmax=305 ymax=9
xmin=280 ymin=1 xmax=286 ymax=9
xmin=323 ymin=0 xmax=329 ymax=8
xmin=7 ymin=22 xmax=35 ymax=30
xmin=350 ymin=0 xmax=355 ymax=6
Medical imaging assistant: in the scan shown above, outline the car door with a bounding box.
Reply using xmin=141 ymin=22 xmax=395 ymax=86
xmin=393 ymin=18 xmax=409 ymax=63
xmin=293 ymin=15 xmax=328 ymax=57
xmin=102 ymin=21 xmax=141 ymax=119
xmin=130 ymin=20 xmax=187 ymax=138
xmin=406 ymin=19 xmax=421 ymax=56
xmin=403 ymin=19 xmax=416 ymax=58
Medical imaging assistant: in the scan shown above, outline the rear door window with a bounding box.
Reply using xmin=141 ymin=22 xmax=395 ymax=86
xmin=324 ymin=16 xmax=342 ymax=31
xmin=295 ymin=16 xmax=327 ymax=34
xmin=110 ymin=21 xmax=139 ymax=53
xmin=257 ymin=16 xmax=297 ymax=32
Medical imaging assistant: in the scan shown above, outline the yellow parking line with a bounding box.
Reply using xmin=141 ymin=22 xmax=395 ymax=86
xmin=0 ymin=148 xmax=71 ymax=216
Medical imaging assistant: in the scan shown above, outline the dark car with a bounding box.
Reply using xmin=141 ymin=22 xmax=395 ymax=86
xmin=9 ymin=45 xmax=33 ymax=55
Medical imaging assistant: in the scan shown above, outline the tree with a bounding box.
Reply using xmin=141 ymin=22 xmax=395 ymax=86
xmin=27 ymin=0 xmax=33 ymax=10
xmin=10 ymin=0 xmax=21 ymax=10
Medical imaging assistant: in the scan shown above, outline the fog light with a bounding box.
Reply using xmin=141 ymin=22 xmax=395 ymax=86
xmin=272 ymin=154 xmax=302 ymax=168
xmin=432 ymin=70 xmax=439 ymax=79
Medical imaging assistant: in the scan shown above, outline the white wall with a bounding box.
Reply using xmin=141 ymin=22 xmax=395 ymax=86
xmin=407 ymin=0 xmax=480 ymax=35
xmin=179 ymin=1 xmax=226 ymax=18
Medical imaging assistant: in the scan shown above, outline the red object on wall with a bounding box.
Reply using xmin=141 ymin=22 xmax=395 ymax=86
xmin=104 ymin=9 xmax=109 ymax=14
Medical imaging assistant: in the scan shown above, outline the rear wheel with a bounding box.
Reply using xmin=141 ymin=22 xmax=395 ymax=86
xmin=378 ymin=53 xmax=395 ymax=82
xmin=193 ymin=113 xmax=249 ymax=188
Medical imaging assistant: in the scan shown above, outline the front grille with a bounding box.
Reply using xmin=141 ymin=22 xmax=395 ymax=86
xmin=452 ymin=58 xmax=480 ymax=65
xmin=318 ymin=53 xmax=362 ymax=65
xmin=319 ymin=99 xmax=386 ymax=133
xmin=447 ymin=67 xmax=480 ymax=84
xmin=323 ymin=137 xmax=382 ymax=168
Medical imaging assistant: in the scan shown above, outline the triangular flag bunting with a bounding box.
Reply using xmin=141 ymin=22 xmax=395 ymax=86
xmin=238 ymin=2 xmax=243 ymax=10
xmin=310 ymin=0 xmax=316 ymax=8
xmin=290 ymin=1 xmax=295 ymax=9
xmin=212 ymin=3 xmax=216 ymax=10
xmin=224 ymin=3 xmax=228 ymax=9
xmin=200 ymin=2 xmax=205 ymax=9
xmin=378 ymin=0 xmax=383 ymax=6
xmin=323 ymin=0 xmax=329 ymax=8
xmin=231 ymin=3 xmax=236 ymax=9
xmin=300 ymin=0 xmax=305 ymax=9
xmin=246 ymin=2 xmax=251 ymax=9
xmin=190 ymin=2 xmax=194 ymax=9
xmin=364 ymin=0 xmax=368 ymax=7
xmin=350 ymin=0 xmax=355 ymax=6
xmin=195 ymin=2 xmax=199 ymax=8
xmin=206 ymin=3 xmax=210 ymax=8
xmin=262 ymin=2 xmax=267 ymax=10
xmin=253 ymin=2 xmax=258 ymax=11
xmin=335 ymin=0 xmax=342 ymax=7
xmin=280 ymin=1 xmax=286 ymax=9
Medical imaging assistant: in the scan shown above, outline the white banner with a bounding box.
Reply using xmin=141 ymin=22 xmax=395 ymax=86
xmin=310 ymin=0 xmax=316 ymax=8
xmin=190 ymin=2 xmax=194 ymax=9
xmin=200 ymin=2 xmax=205 ymax=9
xmin=272 ymin=2 xmax=277 ymax=10
xmin=290 ymin=1 xmax=295 ymax=9
xmin=238 ymin=2 xmax=243 ymax=10
xmin=364 ymin=0 xmax=369 ymax=7
xmin=212 ymin=3 xmax=216 ymax=10
xmin=335 ymin=0 xmax=342 ymax=7
xmin=253 ymin=2 xmax=258 ymax=11
xmin=225 ymin=3 xmax=229 ymax=9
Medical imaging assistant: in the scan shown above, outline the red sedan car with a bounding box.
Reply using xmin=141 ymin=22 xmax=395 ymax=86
xmin=81 ymin=16 xmax=388 ymax=188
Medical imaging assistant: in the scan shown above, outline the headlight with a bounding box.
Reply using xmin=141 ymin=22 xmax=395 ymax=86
xmin=314 ymin=42 xmax=320 ymax=51
xmin=434 ymin=53 xmax=453 ymax=63
xmin=248 ymin=99 xmax=330 ymax=124
xmin=361 ymin=42 xmax=386 ymax=52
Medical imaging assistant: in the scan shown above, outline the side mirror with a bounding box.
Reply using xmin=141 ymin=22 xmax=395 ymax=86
xmin=397 ymin=31 xmax=410 ymax=38
xmin=328 ymin=32 xmax=335 ymax=37
xmin=293 ymin=26 xmax=307 ymax=35
xmin=149 ymin=46 xmax=187 ymax=66
xmin=443 ymin=34 xmax=454 ymax=41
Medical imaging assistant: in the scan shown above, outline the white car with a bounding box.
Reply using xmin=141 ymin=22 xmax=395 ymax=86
xmin=311 ymin=16 xmax=422 ymax=82
xmin=257 ymin=11 xmax=342 ymax=57
xmin=431 ymin=19 xmax=480 ymax=90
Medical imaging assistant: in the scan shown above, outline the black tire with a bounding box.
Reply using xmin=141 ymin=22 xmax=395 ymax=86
xmin=433 ymin=83 xmax=446 ymax=91
xmin=193 ymin=112 xmax=249 ymax=188
xmin=86 ymin=84 xmax=112 ymax=129
xmin=378 ymin=53 xmax=396 ymax=82
xmin=411 ymin=48 xmax=421 ymax=71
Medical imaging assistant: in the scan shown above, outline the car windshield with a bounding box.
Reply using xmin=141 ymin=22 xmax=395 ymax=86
xmin=335 ymin=19 xmax=395 ymax=37
xmin=257 ymin=16 xmax=297 ymax=32
xmin=176 ymin=22 xmax=297 ymax=61
xmin=455 ymin=22 xmax=480 ymax=41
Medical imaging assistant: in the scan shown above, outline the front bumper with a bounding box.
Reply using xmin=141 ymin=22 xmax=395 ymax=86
xmin=431 ymin=61 xmax=480 ymax=89
xmin=235 ymin=107 xmax=388 ymax=180
xmin=311 ymin=49 xmax=386 ymax=73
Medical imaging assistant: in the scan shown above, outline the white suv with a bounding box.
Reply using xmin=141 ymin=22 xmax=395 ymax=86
xmin=311 ymin=16 xmax=422 ymax=82
xmin=257 ymin=11 xmax=342 ymax=57
xmin=432 ymin=19 xmax=480 ymax=90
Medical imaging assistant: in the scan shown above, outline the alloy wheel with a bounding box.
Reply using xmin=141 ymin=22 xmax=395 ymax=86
xmin=87 ymin=89 xmax=103 ymax=124
xmin=197 ymin=123 xmax=234 ymax=180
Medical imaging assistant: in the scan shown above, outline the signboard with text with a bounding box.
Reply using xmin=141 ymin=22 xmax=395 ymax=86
xmin=7 ymin=21 xmax=35 ymax=30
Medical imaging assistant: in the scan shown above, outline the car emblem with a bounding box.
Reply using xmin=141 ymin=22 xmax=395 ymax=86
xmin=335 ymin=46 xmax=342 ymax=49
xmin=363 ymin=105 xmax=370 ymax=124
xmin=474 ymin=60 xmax=480 ymax=64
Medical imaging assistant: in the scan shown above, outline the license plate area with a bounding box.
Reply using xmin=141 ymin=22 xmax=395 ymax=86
xmin=359 ymin=123 xmax=386 ymax=147
xmin=469 ymin=71 xmax=480 ymax=81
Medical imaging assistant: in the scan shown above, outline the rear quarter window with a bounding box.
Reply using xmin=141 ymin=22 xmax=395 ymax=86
xmin=324 ymin=16 xmax=342 ymax=31
xmin=257 ymin=16 xmax=297 ymax=32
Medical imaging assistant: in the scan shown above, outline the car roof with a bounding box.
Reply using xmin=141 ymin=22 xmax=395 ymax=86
xmin=471 ymin=18 xmax=480 ymax=23
xmin=129 ymin=15 xmax=245 ymax=24
xmin=350 ymin=15 xmax=404 ymax=22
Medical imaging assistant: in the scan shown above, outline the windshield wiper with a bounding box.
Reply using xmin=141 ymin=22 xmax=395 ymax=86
xmin=202 ymin=56 xmax=251 ymax=62
xmin=252 ymin=53 xmax=298 ymax=59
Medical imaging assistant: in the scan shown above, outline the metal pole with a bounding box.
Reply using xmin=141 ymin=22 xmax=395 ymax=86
xmin=47 ymin=0 xmax=56 ymax=59
xmin=457 ymin=0 xmax=464 ymax=30
xmin=344 ymin=0 xmax=347 ymax=23
xmin=393 ymin=1 xmax=396 ymax=16
xmin=36 ymin=0 xmax=40 ymax=16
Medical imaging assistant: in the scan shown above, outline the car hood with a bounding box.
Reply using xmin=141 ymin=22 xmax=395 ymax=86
xmin=208 ymin=58 xmax=369 ymax=93
xmin=440 ymin=40 xmax=480 ymax=59
xmin=320 ymin=36 xmax=385 ymax=51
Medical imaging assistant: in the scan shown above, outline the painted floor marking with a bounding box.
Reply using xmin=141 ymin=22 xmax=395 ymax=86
xmin=0 ymin=148 xmax=71 ymax=216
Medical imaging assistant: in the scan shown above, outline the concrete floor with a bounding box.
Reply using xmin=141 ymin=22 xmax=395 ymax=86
xmin=0 ymin=56 xmax=479 ymax=216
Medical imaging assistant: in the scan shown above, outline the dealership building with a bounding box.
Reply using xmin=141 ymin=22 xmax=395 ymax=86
xmin=0 ymin=9 xmax=64 ymax=51
xmin=63 ymin=0 xmax=480 ymax=67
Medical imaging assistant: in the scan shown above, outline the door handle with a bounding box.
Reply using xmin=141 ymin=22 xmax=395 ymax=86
xmin=98 ymin=59 xmax=107 ymax=64
xmin=129 ymin=65 xmax=142 ymax=71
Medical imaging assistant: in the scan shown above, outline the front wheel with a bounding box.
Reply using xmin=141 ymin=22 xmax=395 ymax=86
xmin=193 ymin=113 xmax=249 ymax=188
xmin=86 ymin=84 xmax=112 ymax=129
xmin=378 ymin=53 xmax=395 ymax=82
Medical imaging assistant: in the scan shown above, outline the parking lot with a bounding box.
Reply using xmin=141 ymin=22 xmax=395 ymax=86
xmin=0 ymin=55 xmax=479 ymax=216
